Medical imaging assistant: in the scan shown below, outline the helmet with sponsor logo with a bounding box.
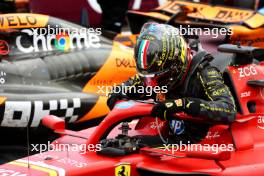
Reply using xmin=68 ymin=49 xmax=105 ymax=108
xmin=134 ymin=22 xmax=191 ymax=89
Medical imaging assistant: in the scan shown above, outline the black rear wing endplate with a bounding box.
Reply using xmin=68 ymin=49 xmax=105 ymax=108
xmin=218 ymin=44 xmax=264 ymax=65
xmin=247 ymin=80 xmax=264 ymax=87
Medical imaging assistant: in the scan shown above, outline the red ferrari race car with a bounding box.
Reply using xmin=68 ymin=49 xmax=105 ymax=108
xmin=0 ymin=44 xmax=263 ymax=175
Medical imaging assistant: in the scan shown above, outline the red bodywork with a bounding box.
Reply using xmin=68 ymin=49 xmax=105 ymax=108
xmin=0 ymin=53 xmax=264 ymax=175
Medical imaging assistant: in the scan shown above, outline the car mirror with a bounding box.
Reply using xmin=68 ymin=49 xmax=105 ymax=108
xmin=42 ymin=115 xmax=65 ymax=132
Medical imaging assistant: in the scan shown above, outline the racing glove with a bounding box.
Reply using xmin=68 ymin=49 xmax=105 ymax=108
xmin=151 ymin=99 xmax=184 ymax=120
xmin=107 ymin=92 xmax=129 ymax=110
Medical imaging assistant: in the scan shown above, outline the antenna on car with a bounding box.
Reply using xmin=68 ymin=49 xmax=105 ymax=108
xmin=156 ymin=117 xmax=168 ymax=144
xmin=255 ymin=0 xmax=260 ymax=11
xmin=236 ymin=41 xmax=241 ymax=48
xmin=66 ymin=143 xmax=69 ymax=158
xmin=26 ymin=115 xmax=30 ymax=169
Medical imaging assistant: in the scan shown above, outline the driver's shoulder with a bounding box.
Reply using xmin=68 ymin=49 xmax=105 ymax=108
xmin=198 ymin=64 xmax=223 ymax=81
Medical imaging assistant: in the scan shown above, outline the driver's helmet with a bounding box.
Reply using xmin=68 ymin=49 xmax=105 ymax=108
xmin=134 ymin=22 xmax=190 ymax=89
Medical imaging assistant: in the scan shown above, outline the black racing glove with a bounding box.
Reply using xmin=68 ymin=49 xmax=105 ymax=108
xmin=107 ymin=92 xmax=129 ymax=110
xmin=151 ymin=99 xmax=184 ymax=120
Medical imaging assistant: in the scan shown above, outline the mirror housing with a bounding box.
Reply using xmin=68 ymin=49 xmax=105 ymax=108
xmin=42 ymin=115 xmax=65 ymax=132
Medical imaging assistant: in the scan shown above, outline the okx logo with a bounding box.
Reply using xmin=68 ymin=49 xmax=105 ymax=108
xmin=55 ymin=33 xmax=70 ymax=51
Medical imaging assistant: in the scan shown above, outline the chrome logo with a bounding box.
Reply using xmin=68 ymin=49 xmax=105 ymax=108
xmin=55 ymin=33 xmax=70 ymax=51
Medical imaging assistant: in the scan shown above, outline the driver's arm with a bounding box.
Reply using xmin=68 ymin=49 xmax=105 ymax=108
xmin=107 ymin=74 xmax=150 ymax=109
xmin=183 ymin=66 xmax=237 ymax=124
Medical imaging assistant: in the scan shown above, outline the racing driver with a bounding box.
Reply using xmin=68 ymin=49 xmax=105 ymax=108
xmin=107 ymin=23 xmax=236 ymax=143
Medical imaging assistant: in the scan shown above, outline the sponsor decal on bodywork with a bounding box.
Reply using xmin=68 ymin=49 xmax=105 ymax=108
xmin=115 ymin=163 xmax=131 ymax=176
xmin=0 ymin=98 xmax=86 ymax=127
xmin=257 ymin=116 xmax=264 ymax=130
xmin=7 ymin=159 xmax=65 ymax=176
xmin=241 ymin=91 xmax=251 ymax=98
xmin=0 ymin=169 xmax=28 ymax=176
xmin=16 ymin=28 xmax=101 ymax=53
xmin=0 ymin=14 xmax=49 ymax=29
xmin=160 ymin=1 xmax=254 ymax=23
xmin=116 ymin=58 xmax=136 ymax=68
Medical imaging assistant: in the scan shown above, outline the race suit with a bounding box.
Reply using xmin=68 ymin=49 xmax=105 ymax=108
xmin=108 ymin=53 xmax=237 ymax=142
